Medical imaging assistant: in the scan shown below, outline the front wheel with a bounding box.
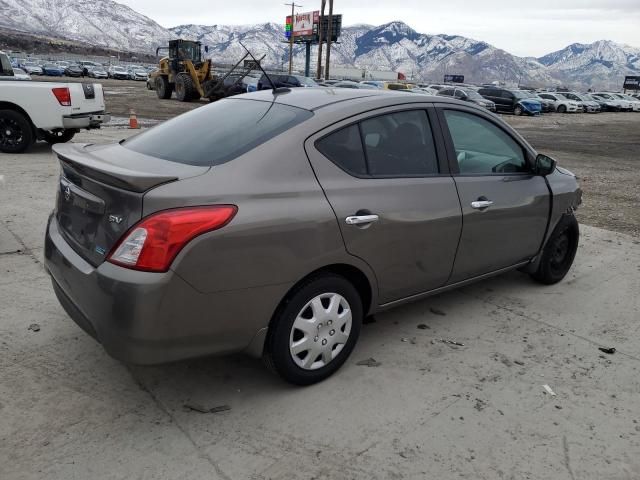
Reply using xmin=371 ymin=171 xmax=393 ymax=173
xmin=42 ymin=129 xmax=76 ymax=145
xmin=531 ymin=214 xmax=579 ymax=285
xmin=155 ymin=76 xmax=173 ymax=99
xmin=557 ymin=105 xmax=567 ymax=114
xmin=0 ymin=109 xmax=34 ymax=153
xmin=264 ymin=274 xmax=363 ymax=385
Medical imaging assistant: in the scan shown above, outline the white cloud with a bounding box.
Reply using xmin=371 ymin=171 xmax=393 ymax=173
xmin=117 ymin=0 xmax=640 ymax=56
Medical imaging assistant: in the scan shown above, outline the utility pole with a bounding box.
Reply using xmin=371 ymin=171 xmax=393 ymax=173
xmin=324 ymin=0 xmax=333 ymax=80
xmin=285 ymin=2 xmax=302 ymax=74
xmin=316 ymin=0 xmax=326 ymax=79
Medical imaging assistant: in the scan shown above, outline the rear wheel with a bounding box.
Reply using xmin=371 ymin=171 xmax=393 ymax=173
xmin=155 ymin=76 xmax=173 ymax=99
xmin=175 ymin=73 xmax=197 ymax=102
xmin=42 ymin=129 xmax=77 ymax=145
xmin=0 ymin=109 xmax=34 ymax=154
xmin=264 ymin=274 xmax=363 ymax=385
xmin=531 ymin=215 xmax=579 ymax=285
xmin=513 ymin=105 xmax=523 ymax=116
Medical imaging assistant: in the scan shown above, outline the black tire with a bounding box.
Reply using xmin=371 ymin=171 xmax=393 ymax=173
xmin=264 ymin=273 xmax=363 ymax=385
xmin=155 ymin=76 xmax=173 ymax=99
xmin=175 ymin=73 xmax=197 ymax=102
xmin=557 ymin=104 xmax=567 ymax=114
xmin=0 ymin=109 xmax=34 ymax=154
xmin=513 ymin=105 xmax=523 ymax=116
xmin=531 ymin=214 xmax=579 ymax=285
xmin=42 ymin=129 xmax=77 ymax=145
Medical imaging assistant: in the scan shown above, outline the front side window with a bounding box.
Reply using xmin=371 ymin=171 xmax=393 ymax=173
xmin=444 ymin=110 xmax=528 ymax=174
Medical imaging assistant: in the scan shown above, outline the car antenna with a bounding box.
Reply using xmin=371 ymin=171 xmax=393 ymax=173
xmin=239 ymin=41 xmax=290 ymax=94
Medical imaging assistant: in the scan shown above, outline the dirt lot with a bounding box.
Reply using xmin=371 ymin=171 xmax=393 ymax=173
xmin=40 ymin=76 xmax=640 ymax=236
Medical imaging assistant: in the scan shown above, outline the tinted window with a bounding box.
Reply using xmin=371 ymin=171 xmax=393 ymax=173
xmin=360 ymin=110 xmax=438 ymax=176
xmin=124 ymin=99 xmax=313 ymax=166
xmin=444 ymin=110 xmax=528 ymax=174
xmin=439 ymin=88 xmax=454 ymax=96
xmin=0 ymin=55 xmax=12 ymax=76
xmin=316 ymin=125 xmax=367 ymax=176
xmin=454 ymin=90 xmax=465 ymax=99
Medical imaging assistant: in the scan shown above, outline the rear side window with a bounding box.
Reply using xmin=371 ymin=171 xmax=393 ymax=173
xmin=316 ymin=125 xmax=367 ymax=176
xmin=316 ymin=110 xmax=439 ymax=177
xmin=444 ymin=110 xmax=527 ymax=174
xmin=123 ymin=99 xmax=312 ymax=166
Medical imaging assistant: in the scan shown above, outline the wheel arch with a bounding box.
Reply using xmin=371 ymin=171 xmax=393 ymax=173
xmin=0 ymin=102 xmax=36 ymax=132
xmin=244 ymin=262 xmax=377 ymax=358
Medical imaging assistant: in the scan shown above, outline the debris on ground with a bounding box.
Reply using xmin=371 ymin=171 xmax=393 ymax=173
xmin=430 ymin=308 xmax=446 ymax=316
xmin=474 ymin=398 xmax=487 ymax=411
xmin=555 ymin=405 xmax=563 ymax=410
xmin=440 ymin=339 xmax=465 ymax=346
xmin=183 ymin=402 xmax=231 ymax=414
xmin=514 ymin=360 xmax=525 ymax=366
xmin=27 ymin=323 xmax=40 ymax=332
xmin=409 ymin=337 xmax=417 ymax=345
xmin=401 ymin=338 xmax=408 ymax=342
xmin=542 ymin=384 xmax=557 ymax=396
xmin=356 ymin=358 xmax=381 ymax=367
xmin=417 ymin=324 xmax=430 ymax=330
xmin=598 ymin=347 xmax=616 ymax=355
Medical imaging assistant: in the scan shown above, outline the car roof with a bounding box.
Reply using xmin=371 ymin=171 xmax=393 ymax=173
xmin=246 ymin=87 xmax=432 ymax=111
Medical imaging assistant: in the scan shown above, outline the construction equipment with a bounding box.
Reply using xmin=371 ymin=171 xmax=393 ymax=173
xmin=151 ymin=39 xmax=265 ymax=102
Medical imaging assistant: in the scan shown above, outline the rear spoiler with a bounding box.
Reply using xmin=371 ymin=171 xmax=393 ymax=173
xmin=53 ymin=143 xmax=180 ymax=193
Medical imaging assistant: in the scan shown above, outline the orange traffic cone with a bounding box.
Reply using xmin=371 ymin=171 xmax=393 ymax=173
xmin=129 ymin=109 xmax=139 ymax=129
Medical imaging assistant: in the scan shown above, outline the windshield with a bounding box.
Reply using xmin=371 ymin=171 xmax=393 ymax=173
xmin=512 ymin=91 xmax=529 ymax=100
xmin=297 ymin=76 xmax=318 ymax=87
xmin=464 ymin=90 xmax=484 ymax=100
xmin=124 ymin=99 xmax=313 ymax=166
xmin=113 ymin=67 xmax=125 ymax=71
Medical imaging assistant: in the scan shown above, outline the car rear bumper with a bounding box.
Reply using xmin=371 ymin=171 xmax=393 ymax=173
xmin=62 ymin=113 xmax=111 ymax=129
xmin=44 ymin=214 xmax=277 ymax=364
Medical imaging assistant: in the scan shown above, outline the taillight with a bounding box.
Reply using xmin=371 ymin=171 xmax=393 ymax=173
xmin=107 ymin=205 xmax=237 ymax=273
xmin=52 ymin=87 xmax=71 ymax=106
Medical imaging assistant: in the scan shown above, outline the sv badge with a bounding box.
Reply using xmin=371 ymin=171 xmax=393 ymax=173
xmin=108 ymin=214 xmax=123 ymax=224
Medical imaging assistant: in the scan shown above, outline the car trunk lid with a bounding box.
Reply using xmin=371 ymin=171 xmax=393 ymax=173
xmin=53 ymin=142 xmax=210 ymax=266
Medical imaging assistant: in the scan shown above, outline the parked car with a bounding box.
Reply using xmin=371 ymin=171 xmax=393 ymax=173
xmin=129 ymin=69 xmax=149 ymax=81
xmin=592 ymin=92 xmax=633 ymax=111
xmin=521 ymin=91 xmax=555 ymax=113
xmin=63 ymin=65 xmax=83 ymax=77
xmin=360 ymin=80 xmax=384 ymax=89
xmin=22 ymin=62 xmax=43 ymax=75
xmin=437 ymin=86 xmax=496 ymax=111
xmin=478 ymin=87 xmax=542 ymax=115
xmin=88 ymin=66 xmax=108 ymax=79
xmin=108 ymin=66 xmax=129 ymax=80
xmin=11 ymin=67 xmax=31 ymax=81
xmin=78 ymin=61 xmax=102 ymax=76
xmin=537 ymin=93 xmax=581 ymax=113
xmin=561 ymin=92 xmax=600 ymax=113
xmin=42 ymin=63 xmax=66 ymax=76
xmin=146 ymin=71 xmax=157 ymax=90
xmin=0 ymin=51 xmax=109 ymax=153
xmin=257 ymin=74 xmax=318 ymax=90
xmin=333 ymin=81 xmax=377 ymax=89
xmin=610 ymin=93 xmax=640 ymax=112
xmin=44 ymin=88 xmax=581 ymax=385
xmin=586 ymin=94 xmax=621 ymax=111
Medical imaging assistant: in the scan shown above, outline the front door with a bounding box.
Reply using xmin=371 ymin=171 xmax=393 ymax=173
xmin=305 ymin=107 xmax=462 ymax=304
xmin=438 ymin=107 xmax=550 ymax=282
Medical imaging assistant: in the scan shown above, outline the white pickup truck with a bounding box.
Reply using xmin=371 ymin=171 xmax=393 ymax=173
xmin=0 ymin=51 xmax=110 ymax=153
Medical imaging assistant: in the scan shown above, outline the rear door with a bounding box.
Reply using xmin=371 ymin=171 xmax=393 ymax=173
xmin=437 ymin=106 xmax=550 ymax=282
xmin=305 ymin=105 xmax=462 ymax=304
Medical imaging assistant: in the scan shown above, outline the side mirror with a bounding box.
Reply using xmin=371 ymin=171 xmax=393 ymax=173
xmin=535 ymin=154 xmax=557 ymax=176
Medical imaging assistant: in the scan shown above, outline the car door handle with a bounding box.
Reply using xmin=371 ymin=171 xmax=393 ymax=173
xmin=471 ymin=200 xmax=494 ymax=209
xmin=345 ymin=215 xmax=379 ymax=225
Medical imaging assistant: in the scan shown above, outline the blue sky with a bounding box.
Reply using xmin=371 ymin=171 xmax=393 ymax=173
xmin=119 ymin=0 xmax=640 ymax=57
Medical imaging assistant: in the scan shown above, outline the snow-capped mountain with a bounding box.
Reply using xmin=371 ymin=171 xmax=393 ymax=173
xmin=1 ymin=0 xmax=637 ymax=88
xmin=0 ymin=0 xmax=170 ymax=52
xmin=170 ymin=21 xmax=556 ymax=86
xmin=538 ymin=40 xmax=640 ymax=89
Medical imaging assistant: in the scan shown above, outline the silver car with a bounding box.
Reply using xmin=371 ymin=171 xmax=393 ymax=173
xmin=45 ymin=88 xmax=582 ymax=385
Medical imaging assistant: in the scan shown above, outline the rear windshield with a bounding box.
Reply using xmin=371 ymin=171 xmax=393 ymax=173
xmin=123 ymin=98 xmax=313 ymax=166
